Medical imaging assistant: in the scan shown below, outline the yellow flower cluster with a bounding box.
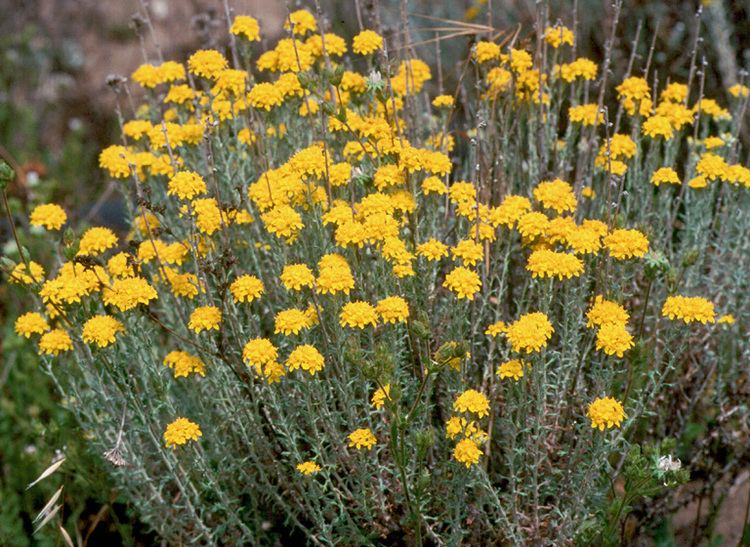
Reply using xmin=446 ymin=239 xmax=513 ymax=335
xmin=661 ymin=296 xmax=716 ymax=324
xmin=587 ymin=397 xmax=626 ymax=431
xmin=163 ymin=417 xmax=202 ymax=448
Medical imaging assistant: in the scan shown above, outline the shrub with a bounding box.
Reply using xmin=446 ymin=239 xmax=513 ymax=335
xmin=5 ymin=6 xmax=750 ymax=544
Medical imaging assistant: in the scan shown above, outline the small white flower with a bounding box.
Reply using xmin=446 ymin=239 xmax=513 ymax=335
xmin=657 ymin=454 xmax=681 ymax=472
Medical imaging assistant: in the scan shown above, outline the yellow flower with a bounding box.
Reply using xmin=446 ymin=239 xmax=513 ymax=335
xmin=443 ymin=266 xmax=481 ymax=300
xmin=348 ymin=428 xmax=376 ymax=450
xmin=453 ymin=389 xmax=490 ymax=418
xmin=417 ymin=239 xmax=448 ymax=261
xmin=558 ymin=58 xmax=598 ymax=82
xmin=8 ymin=261 xmax=45 ymax=285
xmin=15 ymin=312 xmax=49 ymax=338
xmin=39 ymin=328 xmax=73 ymax=355
xmin=284 ymin=9 xmax=317 ymax=36
xmin=729 ymin=84 xmax=750 ymax=98
xmin=651 ymin=167 xmax=681 ymax=186
xmin=306 ymin=33 xmax=347 ymax=57
xmin=230 ymin=15 xmax=260 ymax=41
xmin=230 ymin=274 xmax=264 ymax=303
xmin=565 ymin=226 xmax=602 ymax=255
xmin=296 ymin=461 xmax=321 ymax=475
xmin=717 ymin=314 xmax=735 ymax=324
xmin=82 ymin=315 xmax=125 ymax=348
xmin=261 ymin=205 xmax=303 ymax=241
xmin=163 ymin=350 xmax=206 ymax=378
xmin=279 ymin=264 xmax=314 ymax=291
xmin=595 ymin=322 xmax=634 ymax=357
xmin=99 ymin=145 xmax=131 ymax=178
xmin=275 ymin=308 xmax=312 ymax=335
xmin=568 ymin=103 xmax=600 ymax=126
xmin=432 ymin=95 xmax=454 ymax=108
xmin=617 ymin=76 xmax=650 ymax=102
xmin=603 ymin=229 xmax=649 ymax=260
xmin=339 ymin=301 xmax=378 ymax=329
xmin=102 ymin=277 xmax=158 ymax=311
xmin=544 ymin=25 xmax=574 ymax=48
xmin=375 ymin=296 xmax=409 ymax=324
xmin=242 ymin=338 xmax=278 ymax=372
xmin=696 ymin=153 xmax=729 ymax=181
xmin=474 ymin=41 xmax=500 ymax=63
xmin=661 ymin=295 xmax=716 ymax=324
xmin=490 ymin=195 xmax=531 ymax=228
xmin=452 ymin=239 xmax=484 ymax=266
xmin=445 ymin=417 xmax=485 ymax=441
xmin=77 ymin=227 xmax=118 ymax=256
xmin=661 ymin=82 xmax=688 ymax=102
xmin=188 ymin=49 xmax=228 ymax=79
xmin=505 ymin=312 xmax=554 ymax=354
xmin=526 ymin=249 xmax=584 ymax=280
xmin=352 ymin=30 xmax=383 ymax=55
xmin=30 ymin=204 xmax=67 ymax=230
xmin=586 ymin=295 xmax=629 ymax=327
xmin=286 ymin=344 xmax=325 ymax=375
xmin=248 ymin=82 xmax=284 ymax=111
xmin=163 ymin=417 xmax=202 ymax=448
xmin=419 ymin=176 xmax=447 ymax=198
xmin=643 ymin=115 xmax=674 ymax=140
xmin=517 ymin=211 xmax=550 ymax=240
xmin=587 ymin=397 xmax=626 ymax=431
xmin=484 ymin=320 xmax=507 ymax=337
xmin=371 ymin=384 xmax=391 ymax=409
xmin=168 ymin=171 xmax=207 ymax=200
xmin=497 ymin=359 xmax=525 ymax=381
xmin=316 ymin=254 xmax=354 ymax=295
xmin=453 ymin=438 xmax=482 ymax=468
xmin=373 ymin=164 xmax=405 ymax=190
xmin=188 ymin=306 xmax=222 ymax=334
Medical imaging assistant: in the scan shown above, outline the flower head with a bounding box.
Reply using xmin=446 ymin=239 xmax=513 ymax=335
xmin=505 ymin=312 xmax=554 ymax=353
xmin=30 ymin=204 xmax=67 ymax=230
xmin=453 ymin=438 xmax=482 ymax=468
xmin=102 ymin=277 xmax=158 ymax=311
xmin=587 ymin=296 xmax=629 ymax=327
xmin=533 ymin=179 xmax=577 ymax=213
xmin=39 ymin=328 xmax=73 ymax=355
xmin=604 ymin=229 xmax=649 ymax=260
xmin=275 ymin=308 xmax=312 ymax=335
xmin=188 ymin=306 xmax=222 ymax=333
xmin=286 ymin=344 xmax=325 ymax=375
xmin=661 ymin=296 xmax=716 ymax=324
xmin=371 ymin=384 xmax=391 ymax=409
xmin=230 ymin=15 xmax=260 ymax=41
xmin=164 ymin=350 xmax=206 ymax=378
xmin=587 ymin=397 xmax=626 ymax=431
xmin=164 ymin=417 xmax=202 ymax=447
xmin=78 ymin=227 xmax=117 ymax=256
xmin=339 ymin=301 xmax=378 ymax=329
xmin=526 ymin=249 xmax=584 ymax=279
xmin=15 ymin=312 xmax=49 ymax=338
xmin=375 ymin=296 xmax=409 ymax=324
xmin=82 ymin=315 xmax=125 ymax=348
xmin=443 ymin=266 xmax=481 ymax=299
xmin=453 ymin=389 xmax=490 ymax=418
xmin=595 ymin=322 xmax=634 ymax=357
xmin=280 ymin=264 xmax=315 ymax=291
xmin=496 ymin=359 xmax=525 ymax=381
xmin=352 ymin=30 xmax=383 ymax=55
xmin=230 ymin=274 xmax=264 ymax=303
xmin=296 ymin=461 xmax=321 ymax=475
xmin=348 ymin=428 xmax=376 ymax=450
